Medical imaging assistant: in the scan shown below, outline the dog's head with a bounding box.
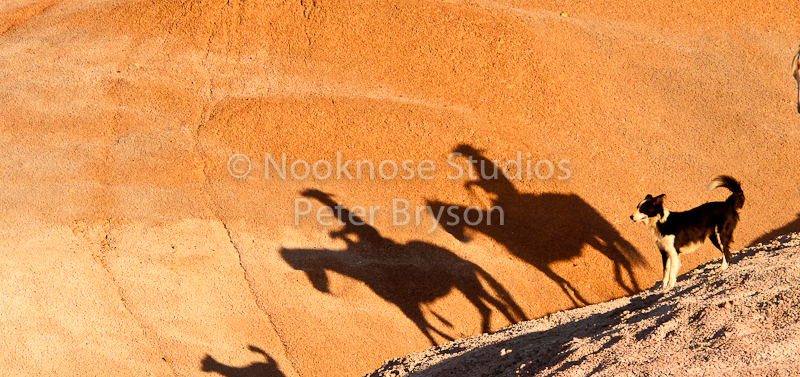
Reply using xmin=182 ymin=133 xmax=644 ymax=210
xmin=630 ymin=194 xmax=665 ymax=222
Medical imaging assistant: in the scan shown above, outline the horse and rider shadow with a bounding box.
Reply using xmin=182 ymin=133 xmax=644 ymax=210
xmin=280 ymin=189 xmax=528 ymax=345
xmin=427 ymin=144 xmax=647 ymax=306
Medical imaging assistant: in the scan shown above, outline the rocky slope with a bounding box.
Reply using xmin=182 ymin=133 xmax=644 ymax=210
xmin=368 ymin=233 xmax=800 ymax=377
xmin=1 ymin=1 xmax=799 ymax=376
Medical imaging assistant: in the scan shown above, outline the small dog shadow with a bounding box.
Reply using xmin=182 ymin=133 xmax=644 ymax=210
xmin=201 ymin=345 xmax=286 ymax=377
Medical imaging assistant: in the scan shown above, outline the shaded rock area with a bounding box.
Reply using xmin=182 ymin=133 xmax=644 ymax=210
xmin=1 ymin=1 xmax=799 ymax=376
xmin=368 ymin=233 xmax=800 ymax=377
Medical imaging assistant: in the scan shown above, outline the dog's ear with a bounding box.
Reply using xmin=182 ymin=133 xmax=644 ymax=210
xmin=653 ymin=194 xmax=665 ymax=205
xmin=644 ymin=194 xmax=653 ymax=200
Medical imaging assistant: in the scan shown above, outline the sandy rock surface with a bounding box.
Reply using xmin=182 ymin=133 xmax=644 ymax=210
xmin=367 ymin=233 xmax=800 ymax=377
xmin=1 ymin=1 xmax=799 ymax=376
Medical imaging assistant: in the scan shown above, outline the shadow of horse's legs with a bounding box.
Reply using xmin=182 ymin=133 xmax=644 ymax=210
xmin=603 ymin=245 xmax=642 ymax=294
xmin=402 ymin=305 xmax=455 ymax=344
xmin=542 ymin=268 xmax=588 ymax=307
xmin=460 ymin=271 xmax=528 ymax=333
xmin=613 ymin=263 xmax=636 ymax=294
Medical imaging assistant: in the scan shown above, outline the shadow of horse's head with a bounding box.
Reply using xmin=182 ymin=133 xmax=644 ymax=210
xmin=301 ymin=188 xmax=333 ymax=202
xmin=280 ymin=248 xmax=332 ymax=293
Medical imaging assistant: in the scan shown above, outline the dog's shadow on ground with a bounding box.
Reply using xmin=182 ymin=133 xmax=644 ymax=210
xmin=748 ymin=213 xmax=800 ymax=248
xmin=280 ymin=189 xmax=528 ymax=345
xmin=201 ymin=345 xmax=286 ymax=377
xmin=427 ymin=144 xmax=647 ymax=306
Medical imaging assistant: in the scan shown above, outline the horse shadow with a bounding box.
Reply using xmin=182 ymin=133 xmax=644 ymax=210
xmin=749 ymin=213 xmax=800 ymax=246
xmin=427 ymin=144 xmax=646 ymax=306
xmin=280 ymin=189 xmax=528 ymax=345
xmin=201 ymin=345 xmax=286 ymax=377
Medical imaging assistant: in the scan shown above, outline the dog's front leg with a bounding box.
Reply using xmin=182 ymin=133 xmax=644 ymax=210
xmin=661 ymin=248 xmax=672 ymax=290
xmin=667 ymin=250 xmax=681 ymax=289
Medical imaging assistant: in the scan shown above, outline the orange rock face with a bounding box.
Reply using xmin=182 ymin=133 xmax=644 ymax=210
xmin=1 ymin=1 xmax=798 ymax=376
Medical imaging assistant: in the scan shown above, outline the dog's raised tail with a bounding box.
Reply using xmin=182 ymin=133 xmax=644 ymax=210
xmin=706 ymin=175 xmax=744 ymax=210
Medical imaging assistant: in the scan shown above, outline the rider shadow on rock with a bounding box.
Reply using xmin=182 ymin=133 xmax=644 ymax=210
xmin=201 ymin=345 xmax=286 ymax=377
xmin=749 ymin=213 xmax=800 ymax=247
xmin=427 ymin=144 xmax=647 ymax=307
xmin=280 ymin=189 xmax=528 ymax=345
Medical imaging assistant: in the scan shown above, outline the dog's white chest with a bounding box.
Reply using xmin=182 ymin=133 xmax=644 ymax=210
xmin=655 ymin=234 xmax=675 ymax=252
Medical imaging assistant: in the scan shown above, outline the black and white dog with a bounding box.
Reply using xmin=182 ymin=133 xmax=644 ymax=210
xmin=631 ymin=176 xmax=745 ymax=289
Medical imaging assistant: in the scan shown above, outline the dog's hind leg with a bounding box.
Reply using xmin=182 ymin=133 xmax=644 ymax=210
xmin=715 ymin=223 xmax=736 ymax=270
xmin=717 ymin=230 xmax=729 ymax=270
xmin=719 ymin=226 xmax=736 ymax=270
xmin=710 ymin=227 xmax=728 ymax=270
xmin=709 ymin=230 xmax=721 ymax=250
